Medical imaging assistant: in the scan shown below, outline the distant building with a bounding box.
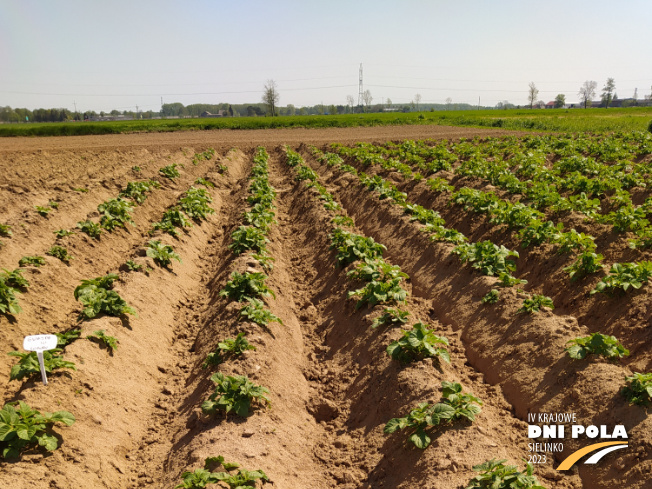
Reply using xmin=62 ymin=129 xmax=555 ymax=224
xmin=200 ymin=110 xmax=226 ymax=118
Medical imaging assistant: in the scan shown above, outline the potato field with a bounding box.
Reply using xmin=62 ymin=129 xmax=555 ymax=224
xmin=0 ymin=126 xmax=650 ymax=489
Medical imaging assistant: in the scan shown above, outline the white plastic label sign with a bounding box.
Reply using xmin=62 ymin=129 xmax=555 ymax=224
xmin=23 ymin=334 xmax=58 ymax=386
xmin=23 ymin=334 xmax=58 ymax=352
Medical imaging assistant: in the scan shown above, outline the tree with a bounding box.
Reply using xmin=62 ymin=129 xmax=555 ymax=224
xmin=262 ymin=79 xmax=280 ymax=117
xmin=346 ymin=95 xmax=355 ymax=113
xmin=161 ymin=102 xmax=185 ymax=117
xmin=528 ymin=82 xmax=539 ymax=109
xmin=362 ymin=90 xmax=373 ymax=112
xmin=601 ymin=78 xmax=615 ymax=108
xmin=414 ymin=93 xmax=422 ymax=111
xmin=554 ymin=94 xmax=566 ymax=108
xmin=578 ymin=81 xmax=597 ymax=109
xmin=445 ymin=97 xmax=452 ymax=110
xmin=386 ymin=98 xmax=392 ymax=109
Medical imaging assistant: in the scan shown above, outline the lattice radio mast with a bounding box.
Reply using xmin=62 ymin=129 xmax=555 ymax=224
xmin=357 ymin=63 xmax=363 ymax=107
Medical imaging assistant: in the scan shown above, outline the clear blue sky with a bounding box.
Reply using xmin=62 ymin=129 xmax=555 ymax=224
xmin=1 ymin=0 xmax=651 ymax=112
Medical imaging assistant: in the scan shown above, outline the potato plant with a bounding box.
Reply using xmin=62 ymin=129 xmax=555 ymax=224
xmin=147 ymin=240 xmax=181 ymax=268
xmin=518 ymin=294 xmax=554 ymax=314
xmin=53 ymin=229 xmax=74 ymax=238
xmin=621 ymin=372 xmax=652 ymax=406
xmin=329 ymin=228 xmax=386 ymax=266
xmin=0 ymin=279 xmax=22 ymax=316
xmin=35 ymin=205 xmax=51 ymax=217
xmin=118 ymin=180 xmax=159 ymax=204
xmin=563 ymin=251 xmax=604 ymax=281
xmin=180 ymin=187 xmax=214 ymax=220
xmin=229 ymin=226 xmax=269 ymax=256
xmin=201 ymin=373 xmax=270 ymax=418
xmin=55 ymin=329 xmax=82 ymax=347
xmin=86 ymin=330 xmax=119 ymax=353
xmin=98 ymin=198 xmax=134 ymax=231
xmin=239 ymin=298 xmax=282 ymax=327
xmin=8 ymin=349 xmax=76 ymax=381
xmin=566 ymin=333 xmax=629 ymax=361
xmin=18 ymin=256 xmax=45 ymax=267
xmin=482 ymin=289 xmax=500 ymax=304
xmin=47 ymin=246 xmax=73 ymax=263
xmin=591 ymin=261 xmax=652 ymax=295
xmin=465 ymin=459 xmax=545 ymax=489
xmin=384 ymin=381 xmax=482 ymax=449
xmin=152 ymin=207 xmax=193 ymax=237
xmin=1 ymin=269 xmax=29 ymax=289
xmin=159 ymin=163 xmax=181 ymax=179
xmin=177 ymin=456 xmax=269 ymax=489
xmin=194 ymin=177 xmax=214 ymax=188
xmin=74 ymin=273 xmax=136 ymax=319
xmin=386 ymin=322 xmax=450 ymax=364
xmin=219 ymin=272 xmax=275 ymax=302
xmin=77 ymin=220 xmax=102 ymax=239
xmin=0 ymin=401 xmax=75 ymax=459
xmin=452 ymin=241 xmax=519 ymax=277
xmin=348 ymin=276 xmax=407 ymax=310
xmin=371 ymin=307 xmax=409 ymax=329
xmin=203 ymin=332 xmax=255 ymax=368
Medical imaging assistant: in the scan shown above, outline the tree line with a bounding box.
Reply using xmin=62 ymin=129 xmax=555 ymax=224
xmin=523 ymin=79 xmax=652 ymax=110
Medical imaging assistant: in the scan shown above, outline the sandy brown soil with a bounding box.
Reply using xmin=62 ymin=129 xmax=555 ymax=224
xmin=0 ymin=126 xmax=648 ymax=489
xmin=0 ymin=125 xmax=525 ymax=154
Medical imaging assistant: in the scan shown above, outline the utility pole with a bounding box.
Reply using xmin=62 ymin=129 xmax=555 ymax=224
xmin=357 ymin=63 xmax=363 ymax=108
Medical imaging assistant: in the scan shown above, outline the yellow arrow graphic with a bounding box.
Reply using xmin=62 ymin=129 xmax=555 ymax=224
xmin=556 ymin=441 xmax=629 ymax=470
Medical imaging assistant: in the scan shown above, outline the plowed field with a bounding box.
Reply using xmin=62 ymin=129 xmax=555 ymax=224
xmin=0 ymin=126 xmax=649 ymax=489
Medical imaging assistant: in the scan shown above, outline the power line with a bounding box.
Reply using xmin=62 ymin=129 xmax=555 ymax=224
xmin=0 ymin=84 xmax=356 ymax=98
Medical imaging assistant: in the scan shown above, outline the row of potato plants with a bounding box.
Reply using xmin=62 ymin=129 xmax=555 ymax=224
xmin=2 ymin=154 xmax=217 ymax=318
xmin=338 ymin=134 xmax=652 ymax=238
xmin=283 ymin=147 xmax=549 ymax=487
xmin=377 ymin=135 xmax=652 ymax=250
xmin=8 ymin=180 xmax=217 ymax=372
xmin=315 ymin=146 xmax=550 ymax=311
xmin=176 ymin=148 xmax=276 ymax=486
xmin=0 ymin=177 xmax=161 ymax=318
xmin=332 ymin=141 xmax=652 ymax=298
xmin=311 ymin=146 xmax=651 ymax=407
xmin=0 ymin=160 xmax=222 ymax=462
xmin=0 ymin=153 xmax=225 ymax=466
